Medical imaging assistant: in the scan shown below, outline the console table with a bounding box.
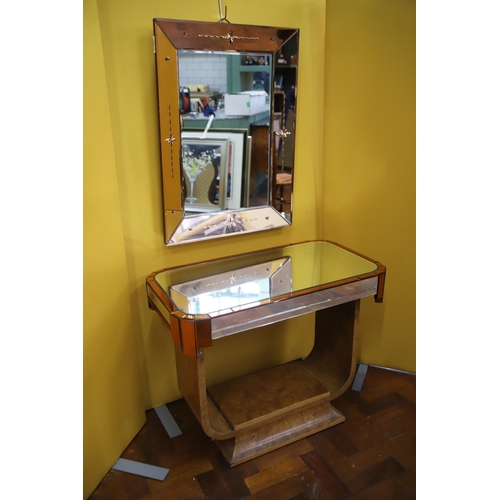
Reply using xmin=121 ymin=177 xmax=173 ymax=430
xmin=146 ymin=240 xmax=386 ymax=466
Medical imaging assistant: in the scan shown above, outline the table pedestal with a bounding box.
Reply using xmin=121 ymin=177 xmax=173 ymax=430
xmin=175 ymin=300 xmax=359 ymax=466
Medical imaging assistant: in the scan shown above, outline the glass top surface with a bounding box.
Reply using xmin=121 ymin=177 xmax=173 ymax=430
xmin=153 ymin=241 xmax=378 ymax=316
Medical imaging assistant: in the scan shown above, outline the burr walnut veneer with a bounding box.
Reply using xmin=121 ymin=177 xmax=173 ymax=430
xmin=146 ymin=240 xmax=386 ymax=466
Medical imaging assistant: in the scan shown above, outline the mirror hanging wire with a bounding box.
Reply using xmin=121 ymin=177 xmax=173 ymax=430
xmin=217 ymin=0 xmax=231 ymax=23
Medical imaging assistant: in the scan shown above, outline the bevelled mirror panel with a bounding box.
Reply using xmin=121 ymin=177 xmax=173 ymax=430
xmin=153 ymin=19 xmax=299 ymax=245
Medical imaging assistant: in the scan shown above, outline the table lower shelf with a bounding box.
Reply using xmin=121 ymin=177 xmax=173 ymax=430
xmin=208 ymin=361 xmax=331 ymax=431
xmin=206 ymin=360 xmax=345 ymax=466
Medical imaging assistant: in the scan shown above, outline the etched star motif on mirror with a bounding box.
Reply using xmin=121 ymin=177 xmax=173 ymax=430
xmin=275 ymin=128 xmax=291 ymax=139
xmin=222 ymin=31 xmax=236 ymax=45
xmin=165 ymin=134 xmax=176 ymax=145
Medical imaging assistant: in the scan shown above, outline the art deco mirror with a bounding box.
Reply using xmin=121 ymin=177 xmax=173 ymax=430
xmin=153 ymin=18 xmax=299 ymax=245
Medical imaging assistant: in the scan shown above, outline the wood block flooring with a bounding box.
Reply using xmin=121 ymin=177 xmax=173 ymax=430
xmin=89 ymin=365 xmax=415 ymax=499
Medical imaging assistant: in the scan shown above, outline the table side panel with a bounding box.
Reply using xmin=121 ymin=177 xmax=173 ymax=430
xmin=147 ymin=285 xmax=172 ymax=325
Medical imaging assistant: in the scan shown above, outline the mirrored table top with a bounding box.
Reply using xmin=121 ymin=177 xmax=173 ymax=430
xmin=148 ymin=240 xmax=384 ymax=321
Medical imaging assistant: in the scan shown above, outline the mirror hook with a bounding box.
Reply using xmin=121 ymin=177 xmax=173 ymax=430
xmin=217 ymin=0 xmax=231 ymax=23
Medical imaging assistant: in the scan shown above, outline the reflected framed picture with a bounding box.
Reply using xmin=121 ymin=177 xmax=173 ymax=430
xmin=180 ymin=138 xmax=229 ymax=213
xmin=181 ymin=129 xmax=248 ymax=210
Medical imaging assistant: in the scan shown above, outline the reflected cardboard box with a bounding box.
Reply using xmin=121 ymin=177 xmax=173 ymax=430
xmin=224 ymin=90 xmax=267 ymax=116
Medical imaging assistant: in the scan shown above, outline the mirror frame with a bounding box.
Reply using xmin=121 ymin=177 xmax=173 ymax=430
xmin=153 ymin=18 xmax=299 ymax=246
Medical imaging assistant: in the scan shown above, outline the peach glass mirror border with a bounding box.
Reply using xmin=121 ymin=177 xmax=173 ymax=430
xmin=153 ymin=18 xmax=299 ymax=245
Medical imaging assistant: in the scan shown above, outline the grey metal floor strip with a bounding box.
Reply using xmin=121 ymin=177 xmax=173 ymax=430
xmin=112 ymin=458 xmax=169 ymax=481
xmin=155 ymin=405 xmax=183 ymax=438
xmin=351 ymin=363 xmax=368 ymax=392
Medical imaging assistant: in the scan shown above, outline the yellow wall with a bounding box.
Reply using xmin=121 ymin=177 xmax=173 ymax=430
xmin=85 ymin=0 xmax=415 ymax=495
xmin=323 ymin=0 xmax=416 ymax=372
xmin=85 ymin=0 xmax=326 ymax=496
xmin=93 ymin=0 xmax=326 ymax=411
xmin=83 ymin=0 xmax=146 ymax=497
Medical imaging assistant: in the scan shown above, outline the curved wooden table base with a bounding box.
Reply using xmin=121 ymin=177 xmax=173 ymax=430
xmin=175 ymin=300 xmax=360 ymax=466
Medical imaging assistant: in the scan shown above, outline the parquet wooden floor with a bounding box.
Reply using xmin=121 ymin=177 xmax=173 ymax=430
xmin=89 ymin=365 xmax=416 ymax=499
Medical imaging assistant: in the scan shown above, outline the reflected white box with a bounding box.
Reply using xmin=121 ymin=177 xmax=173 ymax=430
xmin=224 ymin=91 xmax=267 ymax=116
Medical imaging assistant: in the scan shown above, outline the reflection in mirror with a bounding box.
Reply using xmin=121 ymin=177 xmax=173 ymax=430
xmin=179 ymin=51 xmax=272 ymax=210
xmin=181 ymin=138 xmax=228 ymax=211
xmin=182 ymin=129 xmax=249 ymax=210
xmin=153 ymin=19 xmax=299 ymax=245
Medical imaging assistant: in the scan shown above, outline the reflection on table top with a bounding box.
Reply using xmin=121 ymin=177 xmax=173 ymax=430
xmin=149 ymin=240 xmax=383 ymax=318
xmin=169 ymin=256 xmax=292 ymax=315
